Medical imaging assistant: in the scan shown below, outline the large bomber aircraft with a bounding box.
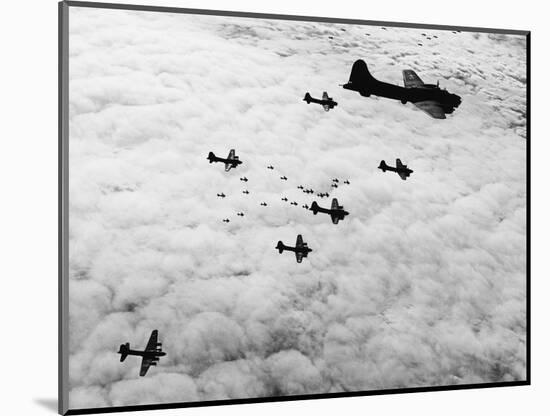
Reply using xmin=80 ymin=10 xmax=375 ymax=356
xmin=342 ymin=59 xmax=461 ymax=119
xmin=207 ymin=149 xmax=242 ymax=171
xmin=276 ymin=234 xmax=312 ymax=263
xmin=303 ymin=91 xmax=338 ymax=111
xmin=118 ymin=330 xmax=166 ymax=377
xmin=378 ymin=159 xmax=413 ymax=180
xmin=310 ymin=198 xmax=349 ymax=224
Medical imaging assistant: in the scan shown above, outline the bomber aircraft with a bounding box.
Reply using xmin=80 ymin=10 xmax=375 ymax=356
xmin=378 ymin=159 xmax=414 ymax=180
xmin=342 ymin=59 xmax=461 ymax=119
xmin=118 ymin=330 xmax=166 ymax=377
xmin=303 ymin=91 xmax=338 ymax=111
xmin=276 ymin=234 xmax=312 ymax=263
xmin=207 ymin=149 xmax=242 ymax=171
xmin=310 ymin=198 xmax=349 ymax=224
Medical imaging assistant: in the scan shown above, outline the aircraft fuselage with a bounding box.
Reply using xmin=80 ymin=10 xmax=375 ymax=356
xmin=208 ymin=155 xmax=242 ymax=168
xmin=277 ymin=243 xmax=312 ymax=255
xmin=313 ymin=205 xmax=349 ymax=220
xmin=124 ymin=349 xmax=166 ymax=358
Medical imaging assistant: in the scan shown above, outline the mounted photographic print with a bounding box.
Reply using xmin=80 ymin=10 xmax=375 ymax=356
xmin=59 ymin=1 xmax=530 ymax=414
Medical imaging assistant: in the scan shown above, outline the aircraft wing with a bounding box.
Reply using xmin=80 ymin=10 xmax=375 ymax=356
xmin=413 ymin=101 xmax=446 ymax=119
xmin=331 ymin=198 xmax=339 ymax=210
xmin=296 ymin=234 xmax=304 ymax=248
xmin=322 ymin=91 xmax=329 ymax=100
xmin=145 ymin=330 xmax=158 ymax=351
xmin=323 ymin=104 xmax=330 ymax=112
xmin=330 ymin=214 xmax=340 ymax=225
xmin=295 ymin=251 xmax=304 ymax=263
xmin=398 ymin=172 xmax=409 ymax=180
xmin=403 ymin=70 xmax=424 ymax=88
xmin=225 ymin=149 xmax=235 ymax=171
xmin=139 ymin=357 xmax=153 ymax=377
xmin=396 ymin=159 xmax=403 ymax=168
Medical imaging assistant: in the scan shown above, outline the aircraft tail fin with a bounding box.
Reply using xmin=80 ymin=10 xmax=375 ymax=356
xmin=118 ymin=343 xmax=130 ymax=362
xmin=310 ymin=201 xmax=319 ymax=215
xmin=378 ymin=160 xmax=387 ymax=172
xmin=207 ymin=152 xmax=216 ymax=163
xmin=276 ymin=241 xmax=285 ymax=253
xmin=303 ymin=92 xmax=312 ymax=103
xmin=343 ymin=60 xmax=375 ymax=95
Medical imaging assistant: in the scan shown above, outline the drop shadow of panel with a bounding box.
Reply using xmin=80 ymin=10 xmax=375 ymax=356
xmin=34 ymin=398 xmax=58 ymax=413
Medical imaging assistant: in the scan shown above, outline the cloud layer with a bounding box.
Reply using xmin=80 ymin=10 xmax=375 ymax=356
xmin=67 ymin=7 xmax=527 ymax=409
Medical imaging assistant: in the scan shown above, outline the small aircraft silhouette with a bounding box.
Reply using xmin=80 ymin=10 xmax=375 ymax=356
xmin=207 ymin=149 xmax=242 ymax=171
xmin=222 ymin=218 xmax=230 ymax=223
xmin=344 ymin=180 xmax=350 ymax=185
xmin=282 ymin=197 xmax=288 ymax=201
xmin=331 ymin=183 xmax=338 ymax=188
xmin=242 ymin=190 xmax=249 ymax=194
xmin=302 ymin=204 xmax=309 ymax=209
xmin=297 ymin=185 xmax=304 ymax=190
xmin=290 ymin=201 xmax=298 ymax=206
xmin=267 ymin=165 xmax=274 ymax=170
xmin=342 ymin=60 xmax=461 ymax=119
xmin=378 ymin=159 xmax=413 ymax=180
xmin=310 ymin=198 xmax=349 ymax=224
xmin=280 ymin=176 xmax=288 ymax=181
xmin=317 ymin=192 xmax=329 ymax=198
xmin=260 ymin=202 xmax=267 ymax=207
xmin=276 ymin=234 xmax=312 ymax=263
xmin=118 ymin=330 xmax=166 ymax=377
xmin=332 ymin=178 xmax=339 ymax=183
xmin=216 ymin=193 xmax=226 ymax=198
xmin=237 ymin=212 xmax=244 ymax=217
xmin=303 ymin=91 xmax=338 ymax=112
xmin=240 ymin=177 xmax=248 ymax=182
xmin=304 ymin=189 xmax=314 ymax=194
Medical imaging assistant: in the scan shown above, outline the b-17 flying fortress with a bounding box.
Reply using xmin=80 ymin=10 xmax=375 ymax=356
xmin=342 ymin=59 xmax=461 ymax=119
xmin=207 ymin=149 xmax=242 ymax=171
xmin=118 ymin=330 xmax=165 ymax=377
xmin=379 ymin=159 xmax=414 ymax=180
xmin=303 ymin=91 xmax=338 ymax=112
xmin=276 ymin=234 xmax=312 ymax=263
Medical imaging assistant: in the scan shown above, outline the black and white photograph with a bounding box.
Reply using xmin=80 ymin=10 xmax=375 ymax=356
xmin=60 ymin=2 xmax=528 ymax=414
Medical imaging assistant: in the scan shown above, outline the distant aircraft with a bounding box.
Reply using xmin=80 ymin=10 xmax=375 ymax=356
xmin=332 ymin=178 xmax=339 ymax=183
xmin=267 ymin=165 xmax=274 ymax=170
xmin=344 ymin=180 xmax=350 ymax=185
xmin=207 ymin=149 xmax=242 ymax=171
xmin=331 ymin=183 xmax=338 ymax=188
xmin=303 ymin=92 xmax=338 ymax=112
xmin=302 ymin=204 xmax=309 ymax=209
xmin=290 ymin=201 xmax=298 ymax=206
xmin=118 ymin=330 xmax=166 ymax=377
xmin=305 ymin=189 xmax=314 ymax=194
xmin=276 ymin=234 xmax=312 ymax=263
xmin=310 ymin=198 xmax=349 ymax=224
xmin=342 ymin=59 xmax=461 ymax=119
xmin=237 ymin=212 xmax=244 ymax=217
xmin=317 ymin=192 xmax=329 ymax=198
xmin=297 ymin=185 xmax=304 ymax=190
xmin=242 ymin=190 xmax=249 ymax=194
xmin=240 ymin=177 xmax=248 ymax=182
xmin=378 ymin=159 xmax=414 ymax=180
xmin=222 ymin=218 xmax=230 ymax=223
xmin=216 ymin=193 xmax=226 ymax=198
xmin=260 ymin=202 xmax=267 ymax=206
xmin=280 ymin=176 xmax=288 ymax=181
xmin=282 ymin=197 xmax=288 ymax=201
